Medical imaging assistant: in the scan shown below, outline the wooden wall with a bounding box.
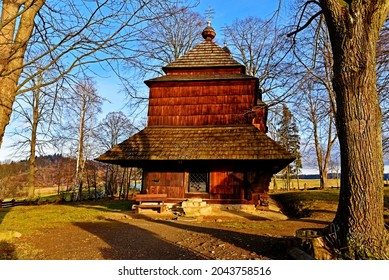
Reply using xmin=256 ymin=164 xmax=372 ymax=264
xmin=143 ymin=172 xmax=185 ymax=198
xmin=142 ymin=170 xmax=272 ymax=202
xmin=246 ymin=171 xmax=272 ymax=194
xmin=209 ymin=171 xmax=245 ymax=200
xmin=147 ymin=80 xmax=257 ymax=126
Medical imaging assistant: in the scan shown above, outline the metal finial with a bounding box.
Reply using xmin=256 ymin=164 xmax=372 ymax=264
xmin=205 ymin=6 xmax=214 ymax=24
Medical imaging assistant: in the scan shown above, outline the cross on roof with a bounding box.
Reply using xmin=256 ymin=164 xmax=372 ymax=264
xmin=205 ymin=6 xmax=214 ymax=26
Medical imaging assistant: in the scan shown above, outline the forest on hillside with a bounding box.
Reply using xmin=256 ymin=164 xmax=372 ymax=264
xmin=0 ymin=155 xmax=141 ymax=199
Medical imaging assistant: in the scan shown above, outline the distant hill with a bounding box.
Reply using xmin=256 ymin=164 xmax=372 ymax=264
xmin=0 ymin=154 xmax=106 ymax=198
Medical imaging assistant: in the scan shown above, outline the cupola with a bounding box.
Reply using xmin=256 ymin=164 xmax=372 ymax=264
xmin=201 ymin=21 xmax=216 ymax=40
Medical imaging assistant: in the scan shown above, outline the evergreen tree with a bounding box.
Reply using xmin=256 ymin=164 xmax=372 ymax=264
xmin=277 ymin=104 xmax=302 ymax=190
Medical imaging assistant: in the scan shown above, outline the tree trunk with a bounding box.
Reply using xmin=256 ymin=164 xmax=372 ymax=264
xmin=74 ymin=96 xmax=86 ymax=201
xmin=0 ymin=0 xmax=45 ymax=147
xmin=28 ymin=78 xmax=42 ymax=199
xmin=0 ymin=78 xmax=17 ymax=147
xmin=319 ymin=168 xmax=328 ymax=190
xmin=322 ymin=112 xmax=337 ymax=189
xmin=28 ymin=132 xmax=37 ymax=198
xmin=313 ymin=113 xmax=328 ymax=189
xmin=320 ymin=0 xmax=389 ymax=259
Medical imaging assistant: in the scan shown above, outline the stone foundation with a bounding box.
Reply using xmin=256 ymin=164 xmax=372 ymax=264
xmin=180 ymin=199 xmax=263 ymax=217
xmin=181 ymin=198 xmax=212 ymax=217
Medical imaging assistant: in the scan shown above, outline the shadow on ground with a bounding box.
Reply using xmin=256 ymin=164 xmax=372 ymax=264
xmin=73 ymin=219 xmax=206 ymax=260
xmin=132 ymin=214 xmax=293 ymax=259
xmin=0 ymin=207 xmax=10 ymax=225
xmin=0 ymin=241 xmax=17 ymax=260
xmin=0 ymin=208 xmax=15 ymax=260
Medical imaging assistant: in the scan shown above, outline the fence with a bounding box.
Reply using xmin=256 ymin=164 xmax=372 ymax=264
xmin=0 ymin=199 xmax=27 ymax=208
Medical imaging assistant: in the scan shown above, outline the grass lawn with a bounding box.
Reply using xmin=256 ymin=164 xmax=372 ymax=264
xmin=1 ymin=186 xmax=388 ymax=259
xmin=271 ymin=189 xmax=339 ymax=218
xmin=0 ymin=199 xmax=134 ymax=259
xmin=271 ymin=187 xmax=389 ymax=218
xmin=0 ymin=200 xmax=133 ymax=234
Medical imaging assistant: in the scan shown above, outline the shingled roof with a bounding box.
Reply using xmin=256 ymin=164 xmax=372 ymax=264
xmin=96 ymin=23 xmax=295 ymax=171
xmin=162 ymin=40 xmax=243 ymax=71
xmin=96 ymin=125 xmax=295 ymax=164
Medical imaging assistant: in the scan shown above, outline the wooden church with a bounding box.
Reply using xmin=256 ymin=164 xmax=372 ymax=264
xmin=96 ymin=23 xmax=295 ymax=207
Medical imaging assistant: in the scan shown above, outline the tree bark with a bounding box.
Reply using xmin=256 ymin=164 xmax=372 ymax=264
xmin=319 ymin=0 xmax=389 ymax=259
xmin=74 ymin=96 xmax=86 ymax=201
xmin=27 ymin=76 xmax=43 ymax=199
xmin=312 ymin=110 xmax=328 ymax=189
xmin=0 ymin=0 xmax=45 ymax=147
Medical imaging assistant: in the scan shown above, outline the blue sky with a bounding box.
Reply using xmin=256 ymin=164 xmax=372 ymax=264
xmin=95 ymin=1 xmax=288 ymax=115
xmin=95 ymin=1 xmax=292 ymax=125
xmin=0 ymin=0 xmax=388 ymax=173
xmin=193 ymin=0 xmax=284 ymax=30
xmin=1 ymin=0 xmax=286 ymax=161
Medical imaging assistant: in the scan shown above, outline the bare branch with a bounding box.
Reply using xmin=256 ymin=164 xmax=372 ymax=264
xmin=287 ymin=10 xmax=323 ymax=38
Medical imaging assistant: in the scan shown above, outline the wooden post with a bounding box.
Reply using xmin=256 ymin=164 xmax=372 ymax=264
xmin=0 ymin=199 xmax=2 ymax=208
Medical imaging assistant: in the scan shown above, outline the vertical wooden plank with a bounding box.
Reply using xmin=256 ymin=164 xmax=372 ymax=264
xmin=148 ymin=81 xmax=257 ymax=126
xmin=183 ymin=172 xmax=189 ymax=195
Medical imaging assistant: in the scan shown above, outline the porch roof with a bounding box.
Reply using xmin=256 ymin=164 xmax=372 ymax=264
xmin=96 ymin=125 xmax=295 ymax=165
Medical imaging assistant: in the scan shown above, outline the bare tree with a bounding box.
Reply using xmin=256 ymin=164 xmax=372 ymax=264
xmin=96 ymin=111 xmax=136 ymax=151
xmin=290 ymin=6 xmax=338 ymax=189
xmin=11 ymin=76 xmax=53 ymax=198
xmin=95 ymin=111 xmax=136 ymax=198
xmin=118 ymin=2 xmax=205 ymax=120
xmin=289 ymin=0 xmax=389 ymax=259
xmin=130 ymin=4 xmax=205 ymax=77
xmin=58 ymin=77 xmax=102 ymax=201
xmin=9 ymin=57 xmax=63 ymax=198
xmin=223 ymin=15 xmax=300 ymax=106
xmin=297 ymin=80 xmax=337 ymax=189
xmin=0 ymin=0 xmax=195 ymax=148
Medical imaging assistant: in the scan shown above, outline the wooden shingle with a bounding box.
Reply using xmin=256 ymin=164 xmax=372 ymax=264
xmin=96 ymin=24 xmax=295 ymax=172
xmin=161 ymin=40 xmax=245 ymax=74
xmin=96 ymin=125 xmax=295 ymax=163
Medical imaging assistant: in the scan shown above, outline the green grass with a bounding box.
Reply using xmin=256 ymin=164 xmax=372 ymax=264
xmin=0 ymin=200 xmax=134 ymax=235
xmin=1 ymin=187 xmax=388 ymax=259
xmin=271 ymin=188 xmax=389 ymax=218
xmin=271 ymin=189 xmax=340 ymax=203
xmin=270 ymin=189 xmax=340 ymax=218
xmin=0 ymin=199 xmax=134 ymax=259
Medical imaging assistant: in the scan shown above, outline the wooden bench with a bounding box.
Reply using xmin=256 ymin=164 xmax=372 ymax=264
xmin=134 ymin=194 xmax=167 ymax=213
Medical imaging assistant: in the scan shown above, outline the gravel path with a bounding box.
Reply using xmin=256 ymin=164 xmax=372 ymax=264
xmin=19 ymin=208 xmax=333 ymax=260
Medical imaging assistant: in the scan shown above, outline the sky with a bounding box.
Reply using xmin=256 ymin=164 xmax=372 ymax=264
xmin=193 ymin=0 xmax=285 ymax=29
xmin=95 ymin=1 xmax=287 ymax=108
xmin=94 ymin=1 xmax=288 ymax=118
xmin=0 ymin=0 xmax=388 ymax=174
xmin=0 ymin=0 xmax=287 ymax=161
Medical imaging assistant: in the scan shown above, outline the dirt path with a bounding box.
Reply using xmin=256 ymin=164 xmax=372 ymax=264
xmin=19 ymin=207 xmax=334 ymax=260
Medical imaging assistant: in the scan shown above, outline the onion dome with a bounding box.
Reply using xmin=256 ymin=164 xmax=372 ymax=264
xmin=202 ymin=21 xmax=216 ymax=40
